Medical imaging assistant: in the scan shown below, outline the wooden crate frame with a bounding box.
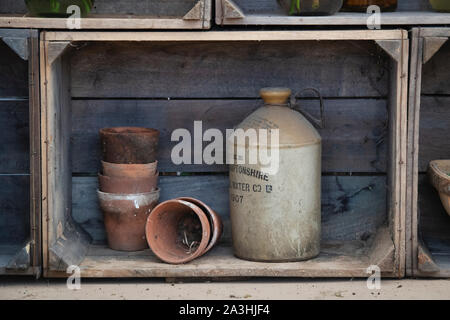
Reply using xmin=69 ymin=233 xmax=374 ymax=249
xmin=0 ymin=0 xmax=211 ymax=30
xmin=407 ymin=27 xmax=450 ymax=278
xmin=0 ymin=29 xmax=41 ymax=276
xmin=41 ymin=30 xmax=408 ymax=279
xmin=216 ymin=0 xmax=450 ymax=26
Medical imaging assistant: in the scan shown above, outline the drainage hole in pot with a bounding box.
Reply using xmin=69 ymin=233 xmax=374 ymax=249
xmin=176 ymin=212 xmax=202 ymax=254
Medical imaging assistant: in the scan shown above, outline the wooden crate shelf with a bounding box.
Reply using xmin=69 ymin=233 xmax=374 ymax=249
xmin=407 ymin=27 xmax=450 ymax=278
xmin=216 ymin=0 xmax=450 ymax=26
xmin=0 ymin=29 xmax=41 ymax=276
xmin=0 ymin=0 xmax=211 ymax=30
xmin=41 ymin=30 xmax=407 ymax=278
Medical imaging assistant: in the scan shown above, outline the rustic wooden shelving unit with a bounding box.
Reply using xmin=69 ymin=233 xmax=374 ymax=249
xmin=40 ymin=30 xmax=407 ymax=278
xmin=407 ymin=27 xmax=450 ymax=278
xmin=0 ymin=0 xmax=211 ymax=29
xmin=0 ymin=29 xmax=41 ymax=276
xmin=216 ymin=0 xmax=450 ymax=26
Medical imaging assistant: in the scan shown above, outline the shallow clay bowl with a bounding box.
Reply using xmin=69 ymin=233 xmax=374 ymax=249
xmin=102 ymin=161 xmax=157 ymax=179
xmin=98 ymin=172 xmax=159 ymax=194
xmin=429 ymin=160 xmax=450 ymax=216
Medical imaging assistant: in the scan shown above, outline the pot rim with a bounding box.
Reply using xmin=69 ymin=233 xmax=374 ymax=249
xmin=97 ymin=188 xmax=160 ymax=200
xmin=146 ymin=199 xmax=211 ymax=264
xmin=99 ymin=127 xmax=160 ymax=136
xmin=101 ymin=160 xmax=158 ymax=168
xmin=98 ymin=171 xmax=159 ymax=180
xmin=430 ymin=160 xmax=450 ymax=180
xmin=176 ymin=197 xmax=223 ymax=254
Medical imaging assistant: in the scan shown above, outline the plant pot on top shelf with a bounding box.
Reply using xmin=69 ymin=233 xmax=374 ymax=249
xmin=278 ymin=0 xmax=343 ymax=16
xmin=25 ymin=0 xmax=95 ymax=17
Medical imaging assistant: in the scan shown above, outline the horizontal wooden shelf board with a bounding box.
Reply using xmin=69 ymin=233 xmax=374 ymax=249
xmin=0 ymin=14 xmax=209 ymax=30
xmin=73 ymin=175 xmax=387 ymax=246
xmin=219 ymin=12 xmax=450 ymax=26
xmin=47 ymin=241 xmax=380 ymax=278
xmin=70 ymin=99 xmax=388 ymax=174
xmin=42 ymin=30 xmax=407 ymax=42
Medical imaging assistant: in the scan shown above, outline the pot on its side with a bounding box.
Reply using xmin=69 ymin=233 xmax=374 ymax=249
xmin=146 ymin=199 xmax=211 ymax=264
xmin=176 ymin=197 xmax=223 ymax=254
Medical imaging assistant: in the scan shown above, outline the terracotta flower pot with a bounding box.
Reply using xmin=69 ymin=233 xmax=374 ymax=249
xmin=176 ymin=197 xmax=223 ymax=254
xmin=98 ymin=172 xmax=159 ymax=194
xmin=100 ymin=127 xmax=160 ymax=164
xmin=98 ymin=189 xmax=160 ymax=252
xmin=278 ymin=0 xmax=343 ymax=15
xmin=145 ymin=199 xmax=211 ymax=264
xmin=101 ymin=161 xmax=158 ymax=179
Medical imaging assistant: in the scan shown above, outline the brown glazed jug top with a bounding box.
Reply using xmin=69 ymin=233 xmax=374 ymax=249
xmin=260 ymin=87 xmax=292 ymax=105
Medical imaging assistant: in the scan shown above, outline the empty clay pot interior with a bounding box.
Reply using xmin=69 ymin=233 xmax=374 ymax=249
xmin=177 ymin=198 xmax=215 ymax=246
xmin=149 ymin=202 xmax=206 ymax=262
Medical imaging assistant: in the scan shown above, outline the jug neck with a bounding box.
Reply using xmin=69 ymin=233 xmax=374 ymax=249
xmin=260 ymin=87 xmax=291 ymax=106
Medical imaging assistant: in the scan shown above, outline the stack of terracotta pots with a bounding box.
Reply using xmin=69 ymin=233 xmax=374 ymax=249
xmin=97 ymin=127 xmax=160 ymax=252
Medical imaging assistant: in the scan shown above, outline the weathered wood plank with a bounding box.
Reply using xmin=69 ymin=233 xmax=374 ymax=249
xmin=45 ymin=235 xmax=399 ymax=278
xmin=42 ymin=43 xmax=92 ymax=272
xmin=93 ymin=0 xmax=198 ymax=16
xmin=0 ymin=101 xmax=29 ymax=173
xmin=228 ymin=0 xmax=430 ymax=14
xmin=0 ymin=175 xmax=30 ymax=245
xmin=0 ymin=40 xmax=28 ymax=98
xmin=0 ymin=1 xmax=26 ymax=14
xmin=71 ymin=98 xmax=388 ymax=174
xmin=422 ymin=40 xmax=450 ymax=95
xmin=418 ymin=174 xmax=450 ymax=242
xmin=0 ymin=0 xmax=198 ymax=16
xmin=72 ymin=175 xmax=386 ymax=245
xmin=70 ymin=41 xmax=389 ymax=98
xmin=418 ymin=96 xmax=450 ymax=172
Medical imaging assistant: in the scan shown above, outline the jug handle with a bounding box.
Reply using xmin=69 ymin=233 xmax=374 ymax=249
xmin=290 ymin=87 xmax=325 ymax=129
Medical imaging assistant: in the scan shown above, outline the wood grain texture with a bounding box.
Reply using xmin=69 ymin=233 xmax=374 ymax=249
xmin=0 ymin=100 xmax=29 ymax=173
xmin=0 ymin=0 xmax=197 ymax=16
xmin=418 ymin=97 xmax=450 ymax=172
xmin=0 ymin=40 xmax=28 ymax=98
xmin=0 ymin=175 xmax=30 ymax=245
xmin=408 ymin=28 xmax=450 ymax=278
xmin=70 ymin=41 xmax=389 ymax=99
xmin=229 ymin=0 xmax=430 ymax=14
xmin=215 ymin=0 xmax=441 ymax=25
xmin=45 ymin=234 xmax=398 ymax=278
xmin=0 ymin=1 xmax=26 ymax=14
xmin=71 ymin=98 xmax=388 ymax=174
xmin=72 ymin=175 xmax=386 ymax=245
xmin=422 ymin=40 xmax=450 ymax=95
xmin=41 ymin=30 xmax=406 ymax=278
xmin=0 ymin=1 xmax=211 ymax=29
